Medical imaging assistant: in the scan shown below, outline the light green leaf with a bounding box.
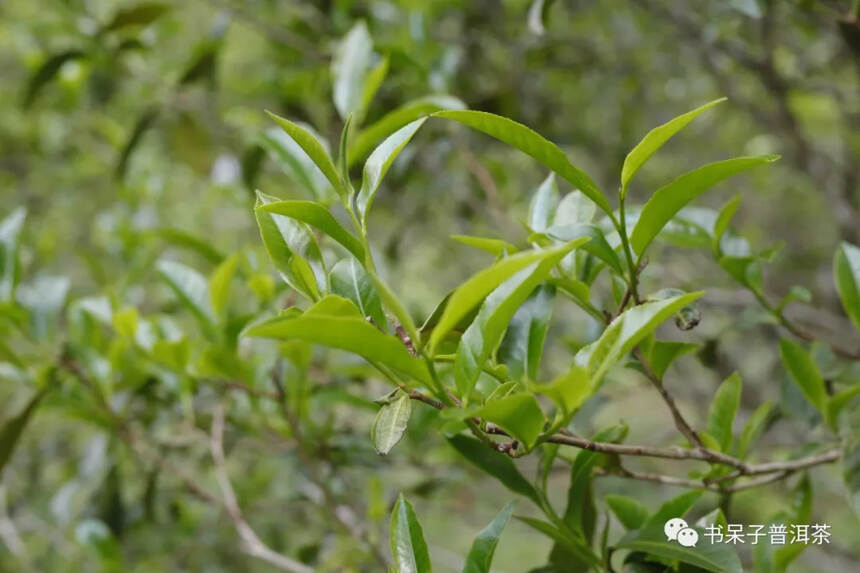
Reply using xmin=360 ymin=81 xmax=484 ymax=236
xmin=825 ymin=385 xmax=860 ymax=430
xmin=265 ymin=111 xmax=345 ymax=198
xmin=834 ymin=241 xmax=860 ymax=333
xmin=530 ymin=365 xmax=591 ymax=417
xmin=553 ymin=190 xmax=595 ymax=227
xmin=498 ymin=285 xmax=555 ymax=381
xmin=462 ymin=502 xmax=514 ymax=573
xmin=0 ymin=388 xmax=47 ymax=472
xmin=779 ymin=339 xmax=827 ymax=414
xmin=349 ymin=95 xmax=465 ymax=165
xmin=545 ymin=223 xmax=624 ymax=275
xmin=254 ymin=192 xmax=327 ymax=301
xmin=643 ymin=339 xmax=700 ymax=379
xmin=209 ymin=253 xmax=239 ymax=318
xmin=712 ymin=194 xmax=741 ymax=254
xmin=357 ymin=119 xmax=426 ymax=223
xmin=332 ymin=21 xmax=373 ymax=121
xmin=575 ymin=291 xmax=705 ymax=387
xmin=528 ymin=174 xmax=558 ymax=233
xmin=157 ymin=260 xmax=214 ymax=327
xmin=474 ymin=393 xmax=545 ymax=449
xmin=431 ymin=242 xmax=587 ymax=354
xmin=450 ymin=235 xmax=517 ymax=257
xmin=257 ymin=200 xmax=365 ymax=261
xmin=454 ymin=242 xmax=583 ymax=397
xmin=259 ymin=126 xmax=333 ymax=201
xmin=390 ymin=494 xmax=432 ymax=573
xmin=244 ymin=296 xmax=430 ymax=384
xmin=630 ymin=155 xmax=779 ymax=256
xmin=0 ymin=208 xmax=26 ymax=302
xmin=707 ymin=373 xmax=742 ymax=452
xmin=434 ymin=110 xmax=610 ymax=214
xmin=605 ymin=495 xmax=649 ymax=530
xmin=371 ymin=391 xmax=412 ymax=455
xmin=329 ymin=259 xmax=385 ymax=328
xmin=446 ymin=435 xmax=540 ymax=504
xmin=737 ymin=401 xmax=772 ymax=458
xmin=621 ymin=98 xmax=726 ymax=192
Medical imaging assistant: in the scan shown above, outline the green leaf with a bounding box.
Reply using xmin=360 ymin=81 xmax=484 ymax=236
xmin=265 ymin=111 xmax=345 ymax=198
xmin=629 ymin=155 xmax=779 ymax=256
xmin=390 ymin=494 xmax=432 ymax=573
xmin=605 ymin=495 xmax=649 ymax=530
xmin=706 ymin=372 xmax=742 ymax=452
xmin=0 ymin=208 xmax=26 ymax=302
xmin=516 ymin=516 xmax=599 ymax=567
xmin=349 ymin=95 xmax=465 ymax=165
xmin=779 ymin=339 xmax=827 ymax=414
xmin=712 ymin=194 xmax=741 ymax=254
xmin=366 ymin=269 xmax=421 ymax=350
xmin=642 ymin=339 xmax=700 ymax=379
xmin=157 ymin=260 xmax=214 ymax=327
xmin=254 ymin=192 xmax=327 ymax=301
xmin=826 ymin=385 xmax=860 ymax=430
xmin=357 ymin=119 xmax=426 ymax=223
xmin=545 ymin=223 xmax=624 ymax=275
xmin=22 ymin=50 xmax=88 ymax=108
xmin=454 ymin=242 xmax=583 ymax=397
xmin=834 ymin=241 xmax=860 ymax=333
xmin=209 ymin=254 xmax=239 ymax=318
xmin=498 ymin=285 xmax=555 ymax=381
xmin=616 ymin=534 xmax=742 ymax=573
xmin=0 ymin=388 xmax=47 ymax=472
xmin=474 ymin=393 xmax=545 ymax=449
xmin=434 ymin=110 xmax=610 ymax=214
xmin=528 ymin=174 xmax=559 ymax=233
xmin=356 ymin=56 xmax=389 ymax=126
xmin=332 ymin=21 xmax=374 ymax=121
xmin=257 ymin=200 xmax=365 ymax=261
xmin=338 ymin=115 xmax=354 ymax=194
xmin=462 ymin=502 xmax=514 ymax=573
xmin=621 ymin=98 xmax=726 ymax=192
xmin=446 ymin=435 xmax=540 ymax=504
xmin=244 ymin=296 xmax=430 ymax=384
xmin=844 ymin=438 xmax=860 ymax=519
xmin=102 ymin=3 xmax=169 ymax=32
xmin=431 ymin=242 xmax=587 ymax=355
xmin=371 ymin=391 xmax=412 ymax=455
xmin=450 ymin=235 xmax=517 ymax=257
xmin=140 ymin=227 xmax=224 ymax=264
xmin=329 ymin=259 xmax=386 ymax=328
xmin=259 ymin=126 xmax=333 ymax=201
xmin=737 ymin=401 xmax=772 ymax=458
xmin=575 ymin=291 xmax=704 ymax=387
xmin=553 ymin=190 xmax=595 ymax=226
xmin=529 ymin=365 xmax=591 ymax=417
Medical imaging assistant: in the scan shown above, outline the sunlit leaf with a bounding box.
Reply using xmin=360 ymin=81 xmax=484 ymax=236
xmin=332 ymin=21 xmax=373 ymax=121
xmin=257 ymin=200 xmax=365 ymax=261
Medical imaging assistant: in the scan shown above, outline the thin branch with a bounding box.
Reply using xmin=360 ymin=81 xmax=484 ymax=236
xmin=210 ymin=406 xmax=314 ymax=573
xmin=632 ymin=347 xmax=704 ymax=448
xmin=595 ymin=466 xmax=796 ymax=493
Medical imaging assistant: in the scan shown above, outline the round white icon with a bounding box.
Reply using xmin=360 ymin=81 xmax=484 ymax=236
xmin=664 ymin=518 xmax=688 ymax=541
xmin=676 ymin=527 xmax=699 ymax=547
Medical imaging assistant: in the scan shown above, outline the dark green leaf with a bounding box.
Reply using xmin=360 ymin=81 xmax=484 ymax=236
xmin=834 ymin=241 xmax=860 ymax=333
xmin=102 ymin=3 xmax=169 ymax=32
xmin=0 ymin=389 xmax=47 ymax=472
xmin=390 ymin=494 xmax=432 ymax=573
xmin=329 ymin=259 xmax=386 ymax=327
xmin=116 ymin=107 xmax=159 ymax=179
xmin=737 ymin=401 xmax=772 ymax=458
xmin=498 ymin=285 xmax=555 ymax=381
xmin=630 ymin=155 xmax=779 ymax=256
xmin=462 ymin=502 xmax=514 ymax=573
xmin=446 ymin=435 xmax=540 ymax=505
xmin=516 ymin=516 xmax=599 ymax=567
xmin=22 ymin=50 xmax=87 ymax=108
xmin=605 ymin=495 xmax=649 ymax=530
xmin=434 ymin=110 xmax=610 ymax=214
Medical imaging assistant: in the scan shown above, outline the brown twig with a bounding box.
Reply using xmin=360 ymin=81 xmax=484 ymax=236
xmin=210 ymin=406 xmax=314 ymax=573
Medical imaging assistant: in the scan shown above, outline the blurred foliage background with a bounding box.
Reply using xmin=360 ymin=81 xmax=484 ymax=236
xmin=1 ymin=0 xmax=859 ymax=571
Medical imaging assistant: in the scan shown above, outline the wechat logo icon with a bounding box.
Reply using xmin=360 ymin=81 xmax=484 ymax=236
xmin=664 ymin=518 xmax=699 ymax=548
